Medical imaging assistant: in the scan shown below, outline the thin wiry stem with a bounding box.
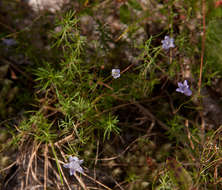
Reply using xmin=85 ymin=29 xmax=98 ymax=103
xmin=25 ymin=142 xmax=41 ymax=187
xmin=44 ymin=144 xmax=49 ymax=190
xmin=199 ymin=0 xmax=206 ymax=146
xmin=198 ymin=0 xmax=206 ymax=95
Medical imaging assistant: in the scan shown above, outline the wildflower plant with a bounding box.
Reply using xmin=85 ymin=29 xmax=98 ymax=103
xmin=2 ymin=38 xmax=17 ymax=47
xmin=64 ymin=156 xmax=84 ymax=175
xmin=161 ymin=36 xmax=175 ymax=51
xmin=176 ymin=80 xmax=192 ymax=96
xmin=112 ymin=68 xmax=121 ymax=79
xmin=1 ymin=0 xmax=222 ymax=190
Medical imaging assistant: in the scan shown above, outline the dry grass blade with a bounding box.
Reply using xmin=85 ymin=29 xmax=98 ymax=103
xmin=47 ymin=160 xmax=63 ymax=189
xmin=82 ymin=172 xmax=112 ymax=190
xmin=99 ymin=134 xmax=152 ymax=161
xmin=185 ymin=120 xmax=195 ymax=150
xmin=94 ymin=140 xmax=99 ymax=179
xmin=24 ymin=184 xmax=43 ymax=190
xmin=30 ymin=163 xmax=41 ymax=185
xmin=54 ymin=134 xmax=74 ymax=146
xmin=3 ymin=165 xmax=19 ymax=189
xmin=200 ymin=112 xmax=205 ymax=145
xmin=55 ymin=142 xmax=90 ymax=190
xmin=50 ymin=142 xmax=72 ymax=190
xmin=0 ymin=161 xmax=16 ymax=173
xmin=44 ymin=144 xmax=49 ymax=190
xmin=198 ymin=0 xmax=206 ymax=95
xmin=25 ymin=142 xmax=41 ymax=187
xmin=74 ymin=172 xmax=89 ymax=190
xmin=57 ymin=161 xmax=72 ymax=190
xmin=133 ymin=102 xmax=169 ymax=130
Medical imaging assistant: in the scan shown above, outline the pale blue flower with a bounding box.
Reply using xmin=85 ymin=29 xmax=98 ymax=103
xmin=112 ymin=69 xmax=120 ymax=79
xmin=2 ymin=38 xmax=17 ymax=47
xmin=63 ymin=156 xmax=84 ymax=175
xmin=161 ymin=36 xmax=175 ymax=50
xmin=176 ymin=80 xmax=192 ymax=96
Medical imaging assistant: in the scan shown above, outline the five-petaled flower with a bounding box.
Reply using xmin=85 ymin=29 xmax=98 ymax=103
xmin=176 ymin=80 xmax=192 ymax=96
xmin=63 ymin=156 xmax=84 ymax=175
xmin=112 ymin=69 xmax=120 ymax=79
xmin=161 ymin=36 xmax=175 ymax=50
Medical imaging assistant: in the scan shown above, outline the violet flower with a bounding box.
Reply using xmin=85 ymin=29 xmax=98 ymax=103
xmin=176 ymin=80 xmax=192 ymax=96
xmin=63 ymin=156 xmax=84 ymax=175
xmin=2 ymin=38 xmax=17 ymax=47
xmin=112 ymin=69 xmax=120 ymax=79
xmin=161 ymin=36 xmax=175 ymax=50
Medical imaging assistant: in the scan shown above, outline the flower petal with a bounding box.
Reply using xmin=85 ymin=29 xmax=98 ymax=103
xmin=63 ymin=163 xmax=70 ymax=168
xmin=183 ymin=80 xmax=188 ymax=87
xmin=184 ymin=89 xmax=192 ymax=96
xmin=176 ymin=88 xmax=183 ymax=93
xmin=177 ymin=82 xmax=183 ymax=88
xmin=70 ymin=169 xmax=75 ymax=175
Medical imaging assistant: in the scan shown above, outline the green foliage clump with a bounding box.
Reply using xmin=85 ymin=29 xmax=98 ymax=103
xmin=1 ymin=0 xmax=222 ymax=190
